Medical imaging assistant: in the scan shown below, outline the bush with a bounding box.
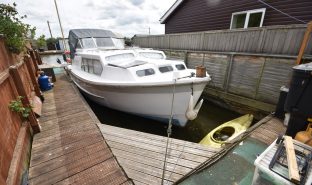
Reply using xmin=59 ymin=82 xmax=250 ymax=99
xmin=0 ymin=3 xmax=36 ymax=53
xmin=36 ymin=34 xmax=46 ymax=49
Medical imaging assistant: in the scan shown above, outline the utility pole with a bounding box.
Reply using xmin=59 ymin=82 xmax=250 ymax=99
xmin=148 ymin=27 xmax=150 ymax=35
xmin=47 ymin=20 xmax=53 ymax=38
xmin=53 ymin=0 xmax=67 ymax=51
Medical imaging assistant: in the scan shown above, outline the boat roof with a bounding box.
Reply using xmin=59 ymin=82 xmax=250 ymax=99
xmin=68 ymin=29 xmax=124 ymax=58
xmin=68 ymin=29 xmax=123 ymax=39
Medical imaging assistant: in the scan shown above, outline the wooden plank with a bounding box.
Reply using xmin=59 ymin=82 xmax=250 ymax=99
xmin=284 ymin=136 xmax=300 ymax=183
xmin=28 ymin=74 xmax=132 ymax=185
xmin=100 ymin=124 xmax=219 ymax=153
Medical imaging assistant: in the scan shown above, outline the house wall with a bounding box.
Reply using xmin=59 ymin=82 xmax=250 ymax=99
xmin=164 ymin=0 xmax=312 ymax=34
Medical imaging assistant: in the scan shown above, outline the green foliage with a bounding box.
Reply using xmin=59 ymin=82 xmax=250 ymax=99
xmin=0 ymin=3 xmax=36 ymax=53
xmin=36 ymin=34 xmax=46 ymax=48
xmin=8 ymin=96 xmax=32 ymax=118
xmin=46 ymin=37 xmax=57 ymax=50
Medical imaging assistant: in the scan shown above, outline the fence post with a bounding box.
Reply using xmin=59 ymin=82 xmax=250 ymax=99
xmin=34 ymin=50 xmax=43 ymax=65
xmin=254 ymin=58 xmax=266 ymax=99
xmin=9 ymin=66 xmax=41 ymax=134
xmin=29 ymin=50 xmax=39 ymax=72
xmin=24 ymin=55 xmax=41 ymax=97
xmin=224 ymin=54 xmax=234 ymax=92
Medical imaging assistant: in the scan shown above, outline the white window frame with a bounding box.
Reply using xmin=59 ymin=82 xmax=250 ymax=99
xmin=230 ymin=8 xmax=266 ymax=29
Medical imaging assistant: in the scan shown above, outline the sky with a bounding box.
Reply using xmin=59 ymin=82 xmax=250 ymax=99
xmin=2 ymin=0 xmax=176 ymax=38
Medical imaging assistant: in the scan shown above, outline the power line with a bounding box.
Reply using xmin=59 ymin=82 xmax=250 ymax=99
xmin=257 ymin=0 xmax=307 ymax=24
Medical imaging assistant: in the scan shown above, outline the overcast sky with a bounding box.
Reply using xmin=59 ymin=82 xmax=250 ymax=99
xmin=2 ymin=0 xmax=176 ymax=38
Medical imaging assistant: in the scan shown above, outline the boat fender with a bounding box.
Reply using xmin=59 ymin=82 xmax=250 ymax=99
xmin=185 ymin=95 xmax=203 ymax=120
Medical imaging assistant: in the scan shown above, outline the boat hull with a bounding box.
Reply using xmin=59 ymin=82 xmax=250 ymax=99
xmin=199 ymin=114 xmax=253 ymax=148
xmin=70 ymin=73 xmax=207 ymax=127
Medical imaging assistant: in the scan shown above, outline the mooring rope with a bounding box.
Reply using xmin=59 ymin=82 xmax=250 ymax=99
xmin=161 ymin=78 xmax=177 ymax=185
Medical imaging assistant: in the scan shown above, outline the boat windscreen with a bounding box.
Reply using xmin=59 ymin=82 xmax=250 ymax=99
xmin=139 ymin=52 xmax=165 ymax=59
xmin=108 ymin=60 xmax=147 ymax=69
xmin=81 ymin=38 xmax=96 ymax=48
xmin=95 ymin=38 xmax=125 ymax=49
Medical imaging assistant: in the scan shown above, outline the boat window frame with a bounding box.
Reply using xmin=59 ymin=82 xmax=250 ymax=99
xmin=175 ymin=64 xmax=186 ymax=70
xmin=159 ymin=65 xmax=174 ymax=73
xmin=81 ymin=57 xmax=103 ymax=76
xmin=136 ymin=68 xmax=155 ymax=77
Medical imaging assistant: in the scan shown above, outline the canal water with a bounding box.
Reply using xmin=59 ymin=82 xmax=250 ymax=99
xmin=42 ymin=55 xmax=241 ymax=143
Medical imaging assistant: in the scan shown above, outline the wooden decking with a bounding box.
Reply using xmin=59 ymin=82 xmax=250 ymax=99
xmin=250 ymin=116 xmax=286 ymax=145
xmin=99 ymin=125 xmax=220 ymax=185
xmin=27 ymin=72 xmax=287 ymax=185
xmin=28 ymin=75 xmax=132 ymax=185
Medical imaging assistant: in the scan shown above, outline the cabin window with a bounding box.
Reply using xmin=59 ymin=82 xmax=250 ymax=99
xmin=230 ymin=8 xmax=265 ymax=29
xmin=159 ymin=66 xmax=173 ymax=73
xmin=95 ymin=38 xmax=114 ymax=47
xmin=76 ymin=40 xmax=82 ymax=49
xmin=81 ymin=58 xmax=103 ymax=76
xmin=81 ymin=59 xmax=88 ymax=71
xmin=93 ymin=60 xmax=103 ymax=75
xmin=139 ymin=52 xmax=165 ymax=59
xmin=136 ymin=68 xmax=155 ymax=77
xmin=81 ymin=38 xmax=96 ymax=48
xmin=175 ymin=64 xmax=186 ymax=70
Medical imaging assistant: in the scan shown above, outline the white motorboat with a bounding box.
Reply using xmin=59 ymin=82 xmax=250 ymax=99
xmin=67 ymin=29 xmax=211 ymax=127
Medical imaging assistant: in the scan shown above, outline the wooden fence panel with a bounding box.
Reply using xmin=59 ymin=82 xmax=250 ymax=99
xmin=228 ymin=55 xmax=265 ymax=99
xmin=167 ymin=51 xmax=185 ymax=60
xmin=256 ymin=58 xmax=294 ymax=104
xmin=133 ymin=24 xmax=312 ymax=55
xmin=186 ymin=53 xmax=203 ymax=69
xmin=204 ymin=54 xmax=229 ymax=90
xmin=0 ymin=78 xmax=22 ymax=182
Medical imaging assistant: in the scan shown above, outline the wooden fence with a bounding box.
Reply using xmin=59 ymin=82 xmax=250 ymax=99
xmin=162 ymin=49 xmax=312 ymax=117
xmin=0 ymin=37 xmax=41 ymax=185
xmin=133 ymin=24 xmax=312 ymax=56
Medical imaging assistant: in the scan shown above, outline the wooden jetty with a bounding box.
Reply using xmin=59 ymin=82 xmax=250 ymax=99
xmin=28 ymin=73 xmax=221 ymax=185
xmin=28 ymin=75 xmax=133 ymax=185
xmin=99 ymin=125 xmax=220 ymax=185
xmin=28 ymin=71 xmax=288 ymax=185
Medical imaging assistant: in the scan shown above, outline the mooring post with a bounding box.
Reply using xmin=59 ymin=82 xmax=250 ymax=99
xmin=9 ymin=65 xmax=41 ymax=134
xmin=296 ymin=21 xmax=312 ymax=65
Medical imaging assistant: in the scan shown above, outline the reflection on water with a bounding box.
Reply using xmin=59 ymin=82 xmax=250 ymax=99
xmin=84 ymin=93 xmax=240 ymax=143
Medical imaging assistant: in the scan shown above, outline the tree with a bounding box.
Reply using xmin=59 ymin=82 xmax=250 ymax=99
xmin=0 ymin=3 xmax=36 ymax=53
xmin=46 ymin=37 xmax=57 ymax=50
xmin=36 ymin=35 xmax=46 ymax=50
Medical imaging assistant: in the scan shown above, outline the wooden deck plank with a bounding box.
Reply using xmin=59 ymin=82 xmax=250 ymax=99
xmin=28 ymin=74 xmax=132 ymax=185
xmin=99 ymin=123 xmax=221 ymax=184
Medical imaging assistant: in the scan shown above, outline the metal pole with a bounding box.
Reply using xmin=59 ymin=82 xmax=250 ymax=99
xmin=149 ymin=27 xmax=150 ymax=35
xmin=53 ymin=0 xmax=67 ymax=51
xmin=47 ymin=20 xmax=53 ymax=38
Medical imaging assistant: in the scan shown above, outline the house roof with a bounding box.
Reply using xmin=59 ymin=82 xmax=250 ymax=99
xmin=159 ymin=0 xmax=185 ymax=24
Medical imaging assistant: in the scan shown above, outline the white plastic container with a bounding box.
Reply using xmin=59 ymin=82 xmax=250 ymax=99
xmin=252 ymin=139 xmax=312 ymax=185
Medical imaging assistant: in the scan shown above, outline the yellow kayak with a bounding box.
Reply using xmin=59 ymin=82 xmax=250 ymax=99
xmin=199 ymin=114 xmax=253 ymax=148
